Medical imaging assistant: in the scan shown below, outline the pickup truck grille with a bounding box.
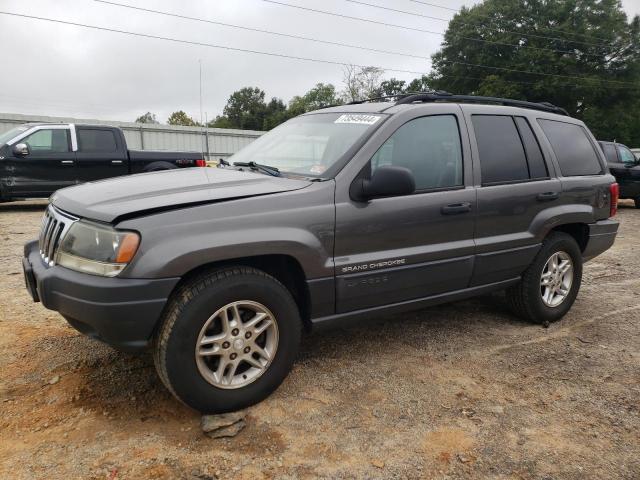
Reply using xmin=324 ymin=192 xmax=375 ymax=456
xmin=38 ymin=206 xmax=78 ymax=266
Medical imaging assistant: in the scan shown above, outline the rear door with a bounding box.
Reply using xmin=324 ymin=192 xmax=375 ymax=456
xmin=333 ymin=105 xmax=476 ymax=313
xmin=75 ymin=127 xmax=128 ymax=182
xmin=5 ymin=126 xmax=76 ymax=196
xmin=464 ymin=107 xmax=561 ymax=286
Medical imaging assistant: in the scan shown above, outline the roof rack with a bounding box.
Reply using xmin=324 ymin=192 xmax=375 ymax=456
xmin=394 ymin=91 xmax=569 ymax=116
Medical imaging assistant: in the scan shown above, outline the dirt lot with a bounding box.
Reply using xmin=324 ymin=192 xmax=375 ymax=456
xmin=1 ymin=200 xmax=639 ymax=480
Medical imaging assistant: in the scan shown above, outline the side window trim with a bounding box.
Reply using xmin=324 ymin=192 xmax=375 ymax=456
xmin=368 ymin=113 xmax=465 ymax=195
xmin=9 ymin=125 xmax=75 ymax=151
xmin=513 ymin=116 xmax=550 ymax=180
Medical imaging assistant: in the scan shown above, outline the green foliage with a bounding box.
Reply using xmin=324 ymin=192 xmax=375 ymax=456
xmin=379 ymin=78 xmax=407 ymax=97
xmin=221 ymin=87 xmax=267 ymax=130
xmin=429 ymin=0 xmax=640 ymax=145
xmin=167 ymin=110 xmax=200 ymax=127
xmin=212 ymin=84 xmax=341 ymax=131
xmin=289 ymin=83 xmax=341 ymax=116
xmin=134 ymin=112 xmax=159 ymax=124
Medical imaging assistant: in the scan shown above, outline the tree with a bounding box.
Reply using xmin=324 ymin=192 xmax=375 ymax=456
xmin=222 ymin=87 xmax=268 ymax=130
xmin=167 ymin=110 xmax=200 ymax=126
xmin=341 ymin=65 xmax=384 ymax=102
xmin=379 ymin=78 xmax=407 ymax=97
xmin=134 ymin=112 xmax=159 ymax=124
xmin=289 ymin=83 xmax=341 ymax=115
xmin=406 ymin=75 xmax=433 ymax=93
xmin=429 ymin=0 xmax=640 ymax=144
xmin=263 ymin=97 xmax=289 ymax=130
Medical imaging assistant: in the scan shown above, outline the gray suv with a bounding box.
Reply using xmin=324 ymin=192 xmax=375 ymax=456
xmin=22 ymin=93 xmax=620 ymax=413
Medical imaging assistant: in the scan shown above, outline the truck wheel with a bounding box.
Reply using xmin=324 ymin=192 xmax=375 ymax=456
xmin=153 ymin=266 xmax=302 ymax=413
xmin=505 ymin=232 xmax=582 ymax=325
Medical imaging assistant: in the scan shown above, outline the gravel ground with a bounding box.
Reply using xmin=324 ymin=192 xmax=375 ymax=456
xmin=1 ymin=200 xmax=639 ymax=479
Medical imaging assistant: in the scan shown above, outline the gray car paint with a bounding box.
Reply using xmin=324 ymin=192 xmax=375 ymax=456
xmin=45 ymin=101 xmax=618 ymax=333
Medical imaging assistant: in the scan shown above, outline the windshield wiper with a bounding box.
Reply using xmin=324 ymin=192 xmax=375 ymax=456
xmin=233 ymin=161 xmax=281 ymax=177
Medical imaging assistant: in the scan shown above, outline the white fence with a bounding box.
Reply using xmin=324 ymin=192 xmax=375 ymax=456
xmin=0 ymin=113 xmax=264 ymax=161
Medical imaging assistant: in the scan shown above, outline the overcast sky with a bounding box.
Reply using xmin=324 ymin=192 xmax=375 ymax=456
xmin=1 ymin=0 xmax=639 ymax=124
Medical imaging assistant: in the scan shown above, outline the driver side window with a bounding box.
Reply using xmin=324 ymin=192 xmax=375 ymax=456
xmin=370 ymin=115 xmax=463 ymax=191
xmin=22 ymin=129 xmax=70 ymax=154
xmin=618 ymin=146 xmax=637 ymax=165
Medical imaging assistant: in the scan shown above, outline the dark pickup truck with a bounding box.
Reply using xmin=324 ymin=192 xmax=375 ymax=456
xmin=0 ymin=123 xmax=206 ymax=201
xmin=599 ymin=141 xmax=640 ymax=208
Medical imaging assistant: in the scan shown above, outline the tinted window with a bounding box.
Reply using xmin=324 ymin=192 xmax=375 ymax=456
xmin=514 ymin=117 xmax=548 ymax=179
xmin=78 ymin=129 xmax=117 ymax=153
xmin=370 ymin=115 xmax=463 ymax=190
xmin=472 ymin=115 xmax=528 ymax=184
xmin=601 ymin=143 xmax=618 ymax=163
xmin=22 ymin=129 xmax=70 ymax=153
xmin=618 ymin=145 xmax=636 ymax=164
xmin=538 ymin=120 xmax=602 ymax=176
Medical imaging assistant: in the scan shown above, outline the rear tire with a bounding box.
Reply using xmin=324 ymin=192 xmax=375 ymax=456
xmin=506 ymin=232 xmax=582 ymax=324
xmin=153 ymin=266 xmax=302 ymax=413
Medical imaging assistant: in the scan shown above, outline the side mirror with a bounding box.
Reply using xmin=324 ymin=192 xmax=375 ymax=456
xmin=12 ymin=143 xmax=30 ymax=157
xmin=353 ymin=165 xmax=415 ymax=201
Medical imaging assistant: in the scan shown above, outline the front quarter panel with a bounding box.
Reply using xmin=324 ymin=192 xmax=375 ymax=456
xmin=116 ymin=181 xmax=336 ymax=280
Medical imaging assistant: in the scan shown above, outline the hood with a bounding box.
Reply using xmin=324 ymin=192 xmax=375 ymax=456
xmin=51 ymin=167 xmax=311 ymax=223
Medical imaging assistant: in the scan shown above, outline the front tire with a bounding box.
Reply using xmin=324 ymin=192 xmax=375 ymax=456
xmin=506 ymin=232 xmax=582 ymax=324
xmin=153 ymin=267 xmax=302 ymax=413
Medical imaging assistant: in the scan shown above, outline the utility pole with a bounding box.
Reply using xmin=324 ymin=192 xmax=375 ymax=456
xmin=199 ymin=59 xmax=205 ymax=161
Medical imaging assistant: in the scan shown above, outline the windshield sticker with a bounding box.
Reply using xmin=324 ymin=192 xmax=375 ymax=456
xmin=334 ymin=114 xmax=381 ymax=125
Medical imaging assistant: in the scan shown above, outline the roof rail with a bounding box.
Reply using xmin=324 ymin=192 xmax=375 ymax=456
xmin=394 ymin=91 xmax=569 ymax=116
xmin=345 ymin=90 xmax=451 ymax=105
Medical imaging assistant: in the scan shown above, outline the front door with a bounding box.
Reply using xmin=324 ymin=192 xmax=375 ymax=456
xmin=5 ymin=127 xmax=76 ymax=196
xmin=334 ymin=111 xmax=476 ymax=313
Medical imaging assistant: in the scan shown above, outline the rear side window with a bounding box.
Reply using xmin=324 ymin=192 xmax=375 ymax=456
xmin=601 ymin=143 xmax=618 ymax=163
xmin=514 ymin=117 xmax=548 ymax=179
xmin=78 ymin=129 xmax=118 ymax=153
xmin=370 ymin=115 xmax=463 ymax=190
xmin=538 ymin=119 xmax=603 ymax=176
xmin=472 ymin=115 xmax=529 ymax=184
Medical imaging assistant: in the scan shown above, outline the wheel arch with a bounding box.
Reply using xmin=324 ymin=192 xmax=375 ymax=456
xmin=172 ymin=254 xmax=312 ymax=331
xmin=549 ymin=223 xmax=589 ymax=252
xmin=142 ymin=161 xmax=178 ymax=172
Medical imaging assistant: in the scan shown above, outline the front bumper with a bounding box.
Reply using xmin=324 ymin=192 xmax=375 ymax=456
xmin=583 ymin=219 xmax=619 ymax=261
xmin=23 ymin=240 xmax=180 ymax=352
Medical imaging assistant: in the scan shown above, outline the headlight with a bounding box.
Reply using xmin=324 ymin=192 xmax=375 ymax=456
xmin=56 ymin=221 xmax=140 ymax=277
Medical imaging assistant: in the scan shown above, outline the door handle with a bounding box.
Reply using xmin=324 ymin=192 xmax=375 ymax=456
xmin=441 ymin=202 xmax=471 ymax=215
xmin=537 ymin=191 xmax=559 ymax=201
xmin=111 ymin=160 xmax=123 ymax=164
xmin=60 ymin=160 xmax=74 ymax=165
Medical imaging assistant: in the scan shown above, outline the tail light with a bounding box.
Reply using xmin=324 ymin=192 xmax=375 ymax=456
xmin=194 ymin=159 xmax=207 ymax=167
xmin=609 ymin=183 xmax=619 ymax=217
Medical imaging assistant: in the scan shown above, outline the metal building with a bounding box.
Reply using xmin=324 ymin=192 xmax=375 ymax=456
xmin=0 ymin=113 xmax=264 ymax=161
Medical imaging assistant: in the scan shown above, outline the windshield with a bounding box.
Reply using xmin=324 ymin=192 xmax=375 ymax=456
xmin=229 ymin=113 xmax=384 ymax=177
xmin=0 ymin=126 xmax=29 ymax=145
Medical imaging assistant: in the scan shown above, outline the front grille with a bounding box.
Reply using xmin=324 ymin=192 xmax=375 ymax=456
xmin=38 ymin=206 xmax=77 ymax=266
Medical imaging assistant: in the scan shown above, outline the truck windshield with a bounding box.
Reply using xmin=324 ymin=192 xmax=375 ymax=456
xmin=229 ymin=113 xmax=384 ymax=177
xmin=0 ymin=126 xmax=29 ymax=145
